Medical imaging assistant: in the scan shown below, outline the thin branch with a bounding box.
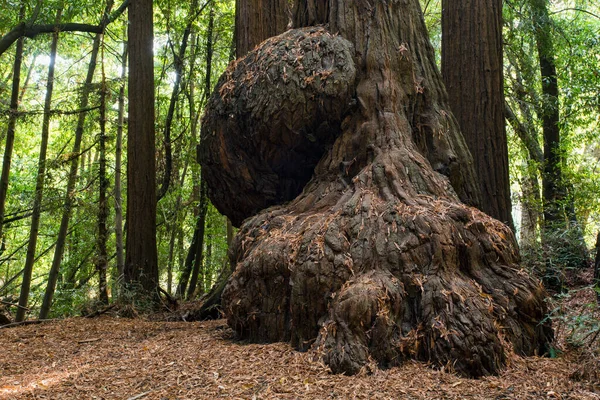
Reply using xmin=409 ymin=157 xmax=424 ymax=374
xmin=504 ymin=101 xmax=544 ymax=164
xmin=549 ymin=8 xmax=600 ymax=20
xmin=0 ymin=0 xmax=130 ymax=57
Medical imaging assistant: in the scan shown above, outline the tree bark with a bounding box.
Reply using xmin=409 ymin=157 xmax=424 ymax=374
xmin=17 ymin=9 xmax=62 ymax=322
xmin=235 ymin=0 xmax=289 ymax=57
xmin=189 ymin=0 xmax=288 ymax=319
xmin=201 ymin=0 xmax=552 ymax=377
xmin=125 ymin=0 xmax=159 ymax=297
xmin=441 ymin=0 xmax=513 ymax=228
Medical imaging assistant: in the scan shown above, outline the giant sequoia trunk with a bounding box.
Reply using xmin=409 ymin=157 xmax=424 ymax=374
xmin=200 ymin=0 xmax=552 ymax=377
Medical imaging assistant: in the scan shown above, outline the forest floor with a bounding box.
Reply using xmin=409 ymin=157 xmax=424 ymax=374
xmin=1 ymin=288 xmax=599 ymax=399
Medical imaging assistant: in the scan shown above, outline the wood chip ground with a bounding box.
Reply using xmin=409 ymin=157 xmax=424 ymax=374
xmin=1 ymin=306 xmax=598 ymax=399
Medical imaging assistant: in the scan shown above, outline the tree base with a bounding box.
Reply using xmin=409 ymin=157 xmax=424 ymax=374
xmin=223 ymin=192 xmax=552 ymax=377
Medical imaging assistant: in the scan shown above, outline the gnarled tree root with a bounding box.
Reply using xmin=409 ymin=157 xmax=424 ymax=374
xmin=202 ymin=4 xmax=552 ymax=378
xmin=223 ymin=191 xmax=552 ymax=377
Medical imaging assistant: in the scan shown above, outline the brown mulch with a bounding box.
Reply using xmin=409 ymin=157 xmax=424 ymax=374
xmin=0 ymin=313 xmax=598 ymax=400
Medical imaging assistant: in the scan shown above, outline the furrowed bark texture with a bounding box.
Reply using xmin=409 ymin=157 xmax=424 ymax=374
xmin=125 ymin=0 xmax=158 ymax=294
xmin=441 ymin=0 xmax=514 ymax=228
xmin=201 ymin=0 xmax=552 ymax=377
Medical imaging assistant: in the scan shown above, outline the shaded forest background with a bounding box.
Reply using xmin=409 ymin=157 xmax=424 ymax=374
xmin=0 ymin=0 xmax=598 ymax=338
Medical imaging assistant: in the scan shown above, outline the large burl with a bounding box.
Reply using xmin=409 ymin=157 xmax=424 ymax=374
xmin=200 ymin=27 xmax=356 ymax=227
xmin=200 ymin=1 xmax=552 ymax=378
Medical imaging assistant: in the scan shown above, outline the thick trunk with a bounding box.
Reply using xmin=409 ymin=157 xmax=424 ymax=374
xmin=125 ymin=0 xmax=159 ymax=296
xmin=17 ymin=9 xmax=62 ymax=322
xmin=201 ymin=0 xmax=552 ymax=377
xmin=441 ymin=0 xmax=513 ymax=228
xmin=235 ymin=0 xmax=289 ymax=57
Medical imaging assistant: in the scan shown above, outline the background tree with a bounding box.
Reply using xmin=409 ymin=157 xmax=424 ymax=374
xmin=39 ymin=1 xmax=114 ymax=320
xmin=16 ymin=8 xmax=62 ymax=322
xmin=124 ymin=0 xmax=159 ymax=297
xmin=0 ymin=4 xmax=25 ymax=246
xmin=503 ymin=0 xmax=597 ymax=285
xmin=441 ymin=0 xmax=513 ymax=228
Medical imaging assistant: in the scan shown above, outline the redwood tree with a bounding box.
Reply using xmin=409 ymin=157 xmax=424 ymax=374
xmin=441 ymin=0 xmax=513 ymax=228
xmin=125 ymin=0 xmax=159 ymax=296
xmin=200 ymin=0 xmax=552 ymax=377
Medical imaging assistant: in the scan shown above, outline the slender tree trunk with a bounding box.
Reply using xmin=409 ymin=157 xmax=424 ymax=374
xmin=529 ymin=0 xmax=562 ymax=226
xmin=17 ymin=9 xmax=62 ymax=322
xmin=39 ymin=3 xmax=113 ymax=319
xmin=157 ymin=0 xmax=204 ymax=201
xmin=504 ymin=103 xmax=542 ymax=251
xmin=186 ymin=180 xmax=208 ymax=300
xmin=125 ymin=0 xmax=159 ymax=296
xmin=96 ymin=35 xmax=109 ymax=304
xmin=184 ymin=4 xmax=215 ymax=301
xmin=166 ymin=223 xmax=176 ymax=295
xmin=0 ymin=5 xmax=25 ymax=246
xmin=114 ymin=26 xmax=127 ymax=283
xmin=204 ymin=229 xmax=212 ymax=288
xmin=176 ymin=216 xmax=199 ymax=297
xmin=18 ymin=53 xmax=37 ymax=105
xmin=441 ymin=0 xmax=512 ymax=228
xmin=226 ymin=218 xmax=233 ymax=249
xmin=166 ymin=159 xmax=189 ymax=295
xmin=529 ymin=0 xmax=587 ymax=286
xmin=594 ymin=231 xmax=600 ymax=305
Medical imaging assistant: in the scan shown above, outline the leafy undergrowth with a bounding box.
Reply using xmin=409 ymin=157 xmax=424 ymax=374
xmin=1 ymin=291 xmax=599 ymax=399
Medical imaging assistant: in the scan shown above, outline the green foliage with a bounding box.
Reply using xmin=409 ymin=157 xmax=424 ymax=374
xmin=46 ymin=285 xmax=92 ymax=318
xmin=0 ymin=0 xmax=235 ymax=318
xmin=521 ymin=224 xmax=589 ymax=289
xmin=547 ymin=288 xmax=600 ymax=349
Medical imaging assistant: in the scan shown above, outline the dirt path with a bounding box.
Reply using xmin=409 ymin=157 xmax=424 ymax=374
xmin=0 ymin=317 xmax=597 ymax=399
